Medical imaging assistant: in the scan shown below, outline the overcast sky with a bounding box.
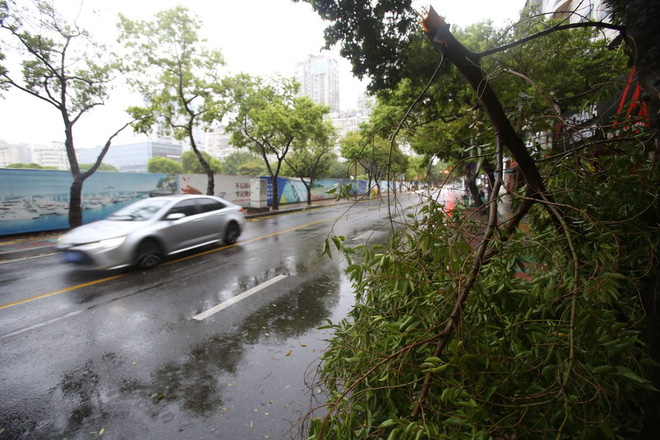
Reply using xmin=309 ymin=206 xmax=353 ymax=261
xmin=0 ymin=0 xmax=525 ymax=147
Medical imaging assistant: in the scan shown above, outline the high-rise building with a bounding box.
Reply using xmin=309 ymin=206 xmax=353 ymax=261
xmin=0 ymin=141 xmax=31 ymax=167
xmin=0 ymin=141 xmax=69 ymax=170
xmin=206 ymin=127 xmax=249 ymax=162
xmin=32 ymin=142 xmax=69 ymax=170
xmin=295 ymin=54 xmax=340 ymax=113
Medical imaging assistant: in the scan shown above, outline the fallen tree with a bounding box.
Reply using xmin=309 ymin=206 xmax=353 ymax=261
xmin=304 ymin=2 xmax=660 ymax=439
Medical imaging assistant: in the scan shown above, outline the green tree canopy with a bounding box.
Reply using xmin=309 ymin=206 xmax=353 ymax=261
xmin=79 ymin=163 xmax=118 ymax=172
xmin=225 ymin=74 xmax=330 ymax=209
xmin=0 ymin=0 xmax=132 ymax=227
xmin=340 ymin=127 xmax=408 ymax=195
xmin=222 ymin=150 xmax=267 ymax=176
xmin=181 ymin=150 xmax=221 ymax=175
xmin=294 ymin=0 xmax=420 ymax=93
xmin=5 ymin=163 xmax=56 ymax=169
xmin=118 ymin=6 xmax=228 ymax=195
xmin=147 ymin=156 xmax=182 ymax=174
xmin=284 ymin=117 xmax=335 ymax=205
xmin=323 ymin=154 xmax=353 ymax=179
xmin=304 ymin=2 xmax=660 ymax=438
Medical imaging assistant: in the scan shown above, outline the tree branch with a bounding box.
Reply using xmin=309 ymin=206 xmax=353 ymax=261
xmin=82 ymin=119 xmax=136 ymax=180
xmin=478 ymin=21 xmax=625 ymax=59
xmin=422 ymin=7 xmax=561 ymax=227
xmin=412 ymin=130 xmax=505 ymax=419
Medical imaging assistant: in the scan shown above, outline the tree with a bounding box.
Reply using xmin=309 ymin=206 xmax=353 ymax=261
xmin=79 ymin=163 xmax=118 ymax=172
xmin=340 ymin=128 xmax=408 ymax=196
xmin=118 ymin=6 xmax=228 ymax=195
xmin=303 ymin=1 xmax=660 ymax=438
xmin=324 ymin=154 xmax=352 ymax=179
xmin=0 ymin=0 xmax=132 ymax=227
xmin=222 ymin=151 xmax=265 ymax=176
xmin=293 ymin=0 xmax=420 ymax=93
xmin=181 ymin=150 xmax=221 ymax=175
xmin=6 ymin=163 xmax=56 ymax=169
xmin=147 ymin=156 xmax=182 ymax=174
xmin=226 ymin=74 xmax=325 ymax=210
xmin=284 ymin=112 xmax=335 ymax=205
xmin=404 ymin=155 xmax=442 ymax=186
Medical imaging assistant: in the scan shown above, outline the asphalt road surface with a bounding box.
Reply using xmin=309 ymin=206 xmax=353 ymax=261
xmin=0 ymin=194 xmax=423 ymax=440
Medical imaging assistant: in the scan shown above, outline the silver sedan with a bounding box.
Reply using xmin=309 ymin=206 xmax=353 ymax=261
xmin=56 ymin=194 xmax=246 ymax=270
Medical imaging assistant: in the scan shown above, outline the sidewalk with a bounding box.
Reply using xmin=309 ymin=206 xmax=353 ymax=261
xmin=0 ymin=198 xmax=352 ymax=261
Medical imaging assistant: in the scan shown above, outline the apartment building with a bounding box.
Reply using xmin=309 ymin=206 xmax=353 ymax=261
xmin=294 ymin=54 xmax=340 ymax=113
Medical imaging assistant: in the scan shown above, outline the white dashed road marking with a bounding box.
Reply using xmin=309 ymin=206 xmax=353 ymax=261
xmin=193 ymin=274 xmax=288 ymax=321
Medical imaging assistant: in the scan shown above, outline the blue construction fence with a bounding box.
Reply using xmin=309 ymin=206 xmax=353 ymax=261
xmin=0 ymin=169 xmax=399 ymax=236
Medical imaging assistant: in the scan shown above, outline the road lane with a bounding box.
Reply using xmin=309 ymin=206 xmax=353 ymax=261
xmin=0 ymin=217 xmax=331 ymax=314
xmin=0 ymin=195 xmax=421 ymax=440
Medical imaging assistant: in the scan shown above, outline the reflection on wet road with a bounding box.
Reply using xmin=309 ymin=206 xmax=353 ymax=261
xmin=0 ymin=196 xmax=420 ymax=439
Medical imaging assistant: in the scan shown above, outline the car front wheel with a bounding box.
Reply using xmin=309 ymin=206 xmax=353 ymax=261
xmin=135 ymin=239 xmax=163 ymax=269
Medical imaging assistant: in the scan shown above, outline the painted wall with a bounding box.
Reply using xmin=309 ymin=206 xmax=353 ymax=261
xmin=0 ymin=169 xmax=377 ymax=236
xmin=178 ymin=174 xmax=253 ymax=206
xmin=263 ymin=177 xmax=359 ymax=205
xmin=0 ymin=169 xmax=176 ymax=236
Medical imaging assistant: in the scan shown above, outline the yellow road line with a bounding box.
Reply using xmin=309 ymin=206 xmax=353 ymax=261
xmin=0 ymin=218 xmax=332 ymax=311
xmin=0 ymin=274 xmax=127 ymax=311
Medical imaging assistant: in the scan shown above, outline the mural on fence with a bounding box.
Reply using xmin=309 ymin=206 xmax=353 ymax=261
xmin=177 ymin=174 xmax=252 ymax=206
xmin=0 ymin=169 xmax=176 ymax=236
xmin=263 ymin=177 xmax=367 ymax=205
xmin=0 ymin=169 xmax=387 ymax=236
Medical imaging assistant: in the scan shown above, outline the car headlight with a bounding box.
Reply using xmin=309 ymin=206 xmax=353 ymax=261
xmin=86 ymin=236 xmax=127 ymax=250
xmin=58 ymin=235 xmax=71 ymax=245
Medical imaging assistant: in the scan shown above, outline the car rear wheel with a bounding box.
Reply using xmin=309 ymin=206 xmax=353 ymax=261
xmin=225 ymin=222 xmax=240 ymax=245
xmin=135 ymin=239 xmax=163 ymax=269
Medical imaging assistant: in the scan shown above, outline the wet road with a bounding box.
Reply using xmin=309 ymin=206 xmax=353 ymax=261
xmin=0 ymin=194 xmax=421 ymax=440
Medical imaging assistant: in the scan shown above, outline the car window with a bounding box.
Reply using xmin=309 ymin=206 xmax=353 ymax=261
xmin=108 ymin=198 xmax=170 ymax=221
xmin=198 ymin=198 xmax=225 ymax=213
xmin=167 ymin=199 xmax=199 ymax=217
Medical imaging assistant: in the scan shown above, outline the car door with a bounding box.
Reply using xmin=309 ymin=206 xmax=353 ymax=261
xmin=195 ymin=197 xmax=228 ymax=242
xmin=161 ymin=199 xmax=203 ymax=252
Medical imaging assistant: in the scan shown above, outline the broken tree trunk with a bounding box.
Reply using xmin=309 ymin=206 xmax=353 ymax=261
xmin=422 ymin=7 xmax=557 ymax=229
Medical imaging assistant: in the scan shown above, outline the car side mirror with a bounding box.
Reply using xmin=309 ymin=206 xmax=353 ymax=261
xmin=165 ymin=213 xmax=186 ymax=221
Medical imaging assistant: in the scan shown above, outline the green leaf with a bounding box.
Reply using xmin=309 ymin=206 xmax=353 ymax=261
xmin=379 ymin=419 xmax=396 ymax=429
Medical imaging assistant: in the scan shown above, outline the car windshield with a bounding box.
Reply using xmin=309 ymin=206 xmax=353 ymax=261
xmin=107 ymin=198 xmax=170 ymax=221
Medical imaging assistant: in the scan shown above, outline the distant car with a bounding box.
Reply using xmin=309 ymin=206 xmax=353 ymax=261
xmin=56 ymin=194 xmax=245 ymax=270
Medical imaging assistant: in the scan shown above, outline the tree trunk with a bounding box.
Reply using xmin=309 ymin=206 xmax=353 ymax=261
xmin=271 ymin=174 xmax=280 ymax=210
xmin=422 ymin=9 xmax=550 ymax=209
xmin=191 ymin=144 xmax=214 ymax=195
xmin=305 ymin=176 xmax=314 ymax=206
xmin=68 ymin=175 xmax=84 ymax=228
xmin=482 ymin=158 xmax=496 ymax=201
xmin=467 ymin=171 xmax=484 ymax=211
xmin=62 ymin=122 xmax=84 ymax=229
xmin=206 ymin=169 xmax=214 ymax=196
